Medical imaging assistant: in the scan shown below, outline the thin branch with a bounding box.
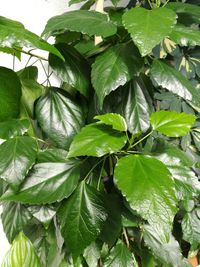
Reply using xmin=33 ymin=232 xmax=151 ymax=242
xmin=14 ymin=48 xmax=48 ymax=61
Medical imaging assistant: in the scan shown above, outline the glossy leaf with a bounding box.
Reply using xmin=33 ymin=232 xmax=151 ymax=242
xmin=150 ymin=60 xmax=200 ymax=107
xmin=0 ymin=136 xmax=38 ymax=190
xmin=0 ymin=119 xmax=29 ymax=139
xmin=1 ymin=232 xmax=42 ymax=267
xmin=49 ymin=44 xmax=90 ymax=98
xmin=0 ymin=67 xmax=21 ymax=121
xmin=83 ymin=242 xmax=101 ymax=267
xmin=27 ymin=206 xmax=56 ymax=227
xmin=94 ymin=113 xmax=127 ymax=132
xmin=68 ymin=123 xmax=127 ymax=158
xmin=91 ymin=43 xmax=143 ymax=107
xmin=122 ymin=7 xmax=177 ymax=56
xmin=37 ymin=148 xmax=68 ymax=163
xmin=114 ymin=155 xmax=177 ymax=235
xmin=150 ymin=110 xmax=196 ymax=137
xmin=42 ymin=10 xmax=117 ymax=38
xmin=58 ymin=181 xmax=107 ymax=258
xmin=1 ymin=160 xmax=80 ymax=204
xmin=36 ymin=87 xmax=85 ymax=150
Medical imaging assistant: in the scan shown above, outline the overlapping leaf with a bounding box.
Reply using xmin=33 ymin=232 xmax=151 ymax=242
xmin=0 ymin=119 xmax=29 ymax=139
xmin=94 ymin=113 xmax=127 ymax=132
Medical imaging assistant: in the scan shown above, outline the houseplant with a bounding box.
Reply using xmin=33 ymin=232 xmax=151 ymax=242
xmin=0 ymin=0 xmax=200 ymax=266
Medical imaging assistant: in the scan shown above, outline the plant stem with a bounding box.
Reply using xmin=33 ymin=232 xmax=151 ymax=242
xmin=83 ymin=157 xmax=106 ymax=181
xmin=97 ymin=157 xmax=106 ymax=191
xmin=123 ymin=228 xmax=130 ymax=248
xmin=162 ymin=0 xmax=170 ymax=7
xmin=14 ymin=48 xmax=48 ymax=61
xmin=130 ymin=130 xmax=153 ymax=149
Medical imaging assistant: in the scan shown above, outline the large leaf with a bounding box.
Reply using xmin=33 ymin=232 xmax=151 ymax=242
xmin=42 ymin=10 xmax=117 ymax=38
xmin=91 ymin=43 xmax=143 ymax=107
xmin=104 ymin=241 xmax=133 ymax=267
xmin=0 ymin=16 xmax=63 ymax=59
xmin=114 ymin=155 xmax=177 ymax=235
xmin=0 ymin=67 xmax=21 ymax=121
xmin=94 ymin=113 xmax=127 ymax=132
xmin=1 ymin=202 xmax=31 ymax=243
xmin=58 ymin=181 xmax=107 ymax=258
xmin=1 ymin=160 xmax=81 ymax=204
xmin=37 ymin=148 xmax=68 ymax=163
xmin=150 ymin=60 xmax=200 ymax=107
xmin=68 ymin=123 xmax=127 ymax=158
xmin=150 ymin=110 xmax=196 ymax=137
xmin=0 ymin=119 xmax=29 ymax=139
xmin=35 ymin=87 xmax=85 ymax=149
xmin=49 ymin=44 xmax=91 ymax=98
xmin=0 ymin=136 xmax=38 ymax=190
xmin=1 ymin=232 xmax=42 ymax=267
xmin=122 ymin=7 xmax=177 ymax=56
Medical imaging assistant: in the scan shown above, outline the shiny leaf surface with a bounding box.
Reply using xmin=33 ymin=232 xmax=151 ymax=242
xmin=94 ymin=113 xmax=127 ymax=132
xmin=0 ymin=119 xmax=29 ymax=139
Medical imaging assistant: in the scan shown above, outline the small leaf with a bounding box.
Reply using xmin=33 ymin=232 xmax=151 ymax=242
xmin=1 ymin=160 xmax=80 ymax=204
xmin=150 ymin=110 xmax=196 ymax=137
xmin=1 ymin=232 xmax=42 ymax=267
xmin=58 ymin=181 xmax=107 ymax=258
xmin=68 ymin=123 xmax=127 ymax=158
xmin=122 ymin=7 xmax=177 ymax=56
xmin=0 ymin=119 xmax=29 ymax=139
xmin=83 ymin=242 xmax=101 ymax=267
xmin=94 ymin=113 xmax=127 ymax=132
xmin=42 ymin=10 xmax=117 ymax=38
xmin=27 ymin=206 xmax=56 ymax=227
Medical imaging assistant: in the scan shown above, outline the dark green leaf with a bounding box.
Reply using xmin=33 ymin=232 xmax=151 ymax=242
xmin=94 ymin=113 xmax=127 ymax=132
xmin=91 ymin=43 xmax=143 ymax=107
xmin=122 ymin=7 xmax=177 ymax=56
xmin=0 ymin=119 xmax=29 ymax=139
xmin=17 ymin=66 xmax=38 ymax=80
xmin=36 ymin=87 xmax=85 ymax=150
xmin=58 ymin=181 xmax=107 ymax=258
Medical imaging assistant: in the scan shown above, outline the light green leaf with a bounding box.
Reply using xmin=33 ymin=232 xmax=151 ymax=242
xmin=0 ymin=119 xmax=29 ymax=139
xmin=58 ymin=181 xmax=107 ymax=258
xmin=114 ymin=155 xmax=177 ymax=235
xmin=94 ymin=113 xmax=127 ymax=132
xmin=83 ymin=242 xmax=101 ymax=267
xmin=68 ymin=123 xmax=127 ymax=158
xmin=150 ymin=110 xmax=196 ymax=137
xmin=1 ymin=160 xmax=80 ymax=204
xmin=42 ymin=10 xmax=117 ymax=38
xmin=27 ymin=206 xmax=56 ymax=227
xmin=122 ymin=7 xmax=177 ymax=56
xmin=150 ymin=60 xmax=200 ymax=108
xmin=91 ymin=43 xmax=143 ymax=107
xmin=1 ymin=232 xmax=42 ymax=267
xmin=37 ymin=148 xmax=68 ymax=163
xmin=36 ymin=87 xmax=85 ymax=150
xmin=49 ymin=44 xmax=91 ymax=98
xmin=0 ymin=136 xmax=38 ymax=190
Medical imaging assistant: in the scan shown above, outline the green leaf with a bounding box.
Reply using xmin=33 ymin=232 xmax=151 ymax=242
xmin=37 ymin=148 xmax=68 ymax=163
xmin=42 ymin=10 xmax=117 ymax=38
xmin=0 ymin=136 xmax=38 ymax=190
xmin=17 ymin=66 xmax=38 ymax=80
xmin=1 ymin=202 xmax=31 ymax=243
xmin=1 ymin=232 xmax=42 ymax=267
xmin=182 ymin=208 xmax=200 ymax=247
xmin=58 ymin=181 xmax=107 ymax=258
xmin=114 ymin=155 xmax=177 ymax=235
xmin=83 ymin=242 xmax=101 ymax=267
xmin=1 ymin=160 xmax=80 ymax=204
xmin=104 ymin=241 xmax=133 ymax=267
xmin=91 ymin=43 xmax=143 ymax=107
xmin=49 ymin=44 xmax=91 ymax=98
xmin=94 ymin=113 xmax=127 ymax=132
xmin=170 ymin=25 xmax=200 ymax=47
xmin=68 ymin=123 xmax=127 ymax=158
xmin=0 ymin=119 xmax=29 ymax=139
xmin=150 ymin=110 xmax=196 ymax=137
xmin=27 ymin=206 xmax=56 ymax=227
xmin=150 ymin=60 xmax=200 ymax=108
xmin=122 ymin=7 xmax=177 ymax=56
xmin=36 ymin=87 xmax=85 ymax=150
xmin=69 ymin=0 xmax=88 ymax=6
xmin=0 ymin=67 xmax=21 ymax=121
xmin=0 ymin=16 xmax=63 ymax=60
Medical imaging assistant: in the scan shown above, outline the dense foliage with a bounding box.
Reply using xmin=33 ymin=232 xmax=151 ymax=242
xmin=0 ymin=0 xmax=200 ymax=266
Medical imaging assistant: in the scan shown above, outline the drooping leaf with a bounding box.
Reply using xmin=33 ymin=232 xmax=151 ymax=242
xmin=1 ymin=232 xmax=42 ymax=267
xmin=0 ymin=16 xmax=63 ymax=60
xmin=42 ymin=10 xmax=117 ymax=38
xmin=114 ymin=155 xmax=177 ymax=235
xmin=58 ymin=181 xmax=107 ymax=258
xmin=1 ymin=202 xmax=32 ymax=243
xmin=104 ymin=241 xmax=133 ymax=267
xmin=150 ymin=110 xmax=196 ymax=137
xmin=0 ymin=119 xmax=29 ymax=139
xmin=91 ymin=43 xmax=143 ymax=107
xmin=0 ymin=136 xmax=38 ymax=190
xmin=68 ymin=123 xmax=127 ymax=158
xmin=1 ymin=160 xmax=81 ymax=204
xmin=35 ymin=87 xmax=85 ymax=150
xmin=0 ymin=67 xmax=21 ymax=121
xmin=122 ymin=7 xmax=177 ymax=56
xmin=49 ymin=44 xmax=91 ymax=98
xmin=94 ymin=113 xmax=127 ymax=132
xmin=150 ymin=60 xmax=200 ymax=107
